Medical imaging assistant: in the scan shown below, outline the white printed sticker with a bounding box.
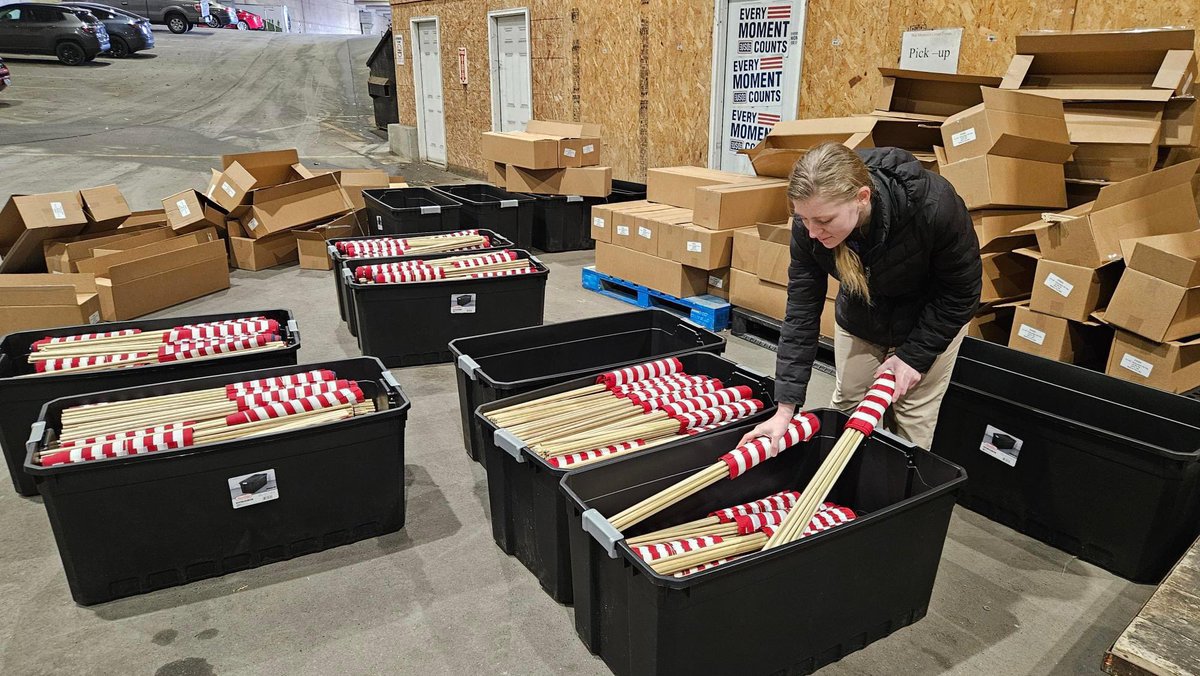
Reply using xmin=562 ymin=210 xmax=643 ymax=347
xmin=563 ymin=148 xmax=578 ymax=158
xmin=229 ymin=469 xmax=278 ymax=509
xmin=980 ymin=425 xmax=1022 ymax=467
xmin=50 ymin=202 xmax=66 ymax=220
xmin=616 ymin=225 xmax=630 ymax=236
xmin=176 ymin=199 xmax=191 ymax=218
xmin=593 ymin=216 xmax=606 ymax=228
xmin=638 ymin=226 xmax=653 ymax=240
xmin=1044 ymin=273 xmax=1074 ymax=298
xmin=87 ymin=311 xmax=100 ymax=324
xmin=1017 ymin=324 xmax=1046 ymax=346
xmin=1119 ymin=353 xmax=1154 ymax=378
xmin=708 ymin=275 xmax=724 ymax=289
xmin=247 ymin=218 xmax=259 ymax=231
xmin=376 ymin=215 xmax=384 ymax=232
xmin=451 ymin=293 xmax=476 ymax=314
xmin=583 ymin=144 xmax=595 ymax=154
xmin=951 ymin=128 xmax=977 ymax=147
xmin=221 ymin=182 xmax=237 ymax=198
xmin=686 ymin=241 xmax=703 ymax=253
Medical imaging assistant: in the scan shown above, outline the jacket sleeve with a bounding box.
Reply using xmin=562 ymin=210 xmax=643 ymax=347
xmin=774 ymin=222 xmax=828 ymax=405
xmin=894 ymin=190 xmax=981 ymax=373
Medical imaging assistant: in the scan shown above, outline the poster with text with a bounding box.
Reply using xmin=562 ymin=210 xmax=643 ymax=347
xmin=720 ymin=2 xmax=796 ymax=173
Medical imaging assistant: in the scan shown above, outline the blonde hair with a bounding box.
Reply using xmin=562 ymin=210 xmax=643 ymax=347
xmin=788 ymin=143 xmax=872 ymax=304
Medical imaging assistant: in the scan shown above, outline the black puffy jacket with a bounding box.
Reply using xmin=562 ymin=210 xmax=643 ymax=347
xmin=774 ymin=147 xmax=982 ymax=405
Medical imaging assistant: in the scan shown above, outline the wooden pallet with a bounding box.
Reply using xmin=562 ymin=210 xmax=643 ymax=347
xmin=581 ymin=266 xmax=731 ymax=331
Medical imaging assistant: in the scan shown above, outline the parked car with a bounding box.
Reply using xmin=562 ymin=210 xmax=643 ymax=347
xmin=97 ymin=0 xmax=232 ymax=33
xmin=62 ymin=3 xmax=154 ymax=57
xmin=222 ymin=7 xmax=263 ymax=30
xmin=0 ymin=3 xmax=110 ymax=66
xmin=201 ymin=2 xmax=234 ymax=28
xmin=0 ymin=57 xmax=10 ymax=93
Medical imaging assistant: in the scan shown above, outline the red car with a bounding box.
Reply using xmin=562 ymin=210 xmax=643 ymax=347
xmin=0 ymin=58 xmax=10 ymax=93
xmin=223 ymin=8 xmax=264 ymax=30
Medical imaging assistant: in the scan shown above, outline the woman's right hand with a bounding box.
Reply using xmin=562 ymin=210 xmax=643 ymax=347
xmin=737 ymin=405 xmax=798 ymax=457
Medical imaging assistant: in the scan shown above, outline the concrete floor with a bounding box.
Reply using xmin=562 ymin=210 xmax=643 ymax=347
xmin=0 ymin=29 xmax=1152 ymax=676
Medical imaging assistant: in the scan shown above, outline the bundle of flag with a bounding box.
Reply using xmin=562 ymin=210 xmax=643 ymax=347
xmin=335 ymin=230 xmax=490 ymax=258
xmin=353 ymin=249 xmax=539 ymax=285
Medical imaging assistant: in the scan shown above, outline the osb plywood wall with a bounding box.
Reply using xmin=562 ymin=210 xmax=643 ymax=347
xmin=391 ymin=0 xmax=1199 ymax=180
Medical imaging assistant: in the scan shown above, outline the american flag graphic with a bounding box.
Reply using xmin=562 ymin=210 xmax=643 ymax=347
xmin=757 ymin=112 xmax=780 ymax=126
xmin=759 ymin=56 xmax=784 ymax=70
xmin=766 ymin=4 xmax=791 ymax=19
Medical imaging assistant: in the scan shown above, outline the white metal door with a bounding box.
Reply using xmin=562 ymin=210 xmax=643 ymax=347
xmin=415 ymin=19 xmax=447 ymax=165
xmin=493 ymin=13 xmax=531 ymax=132
xmin=710 ymin=0 xmax=806 ymax=174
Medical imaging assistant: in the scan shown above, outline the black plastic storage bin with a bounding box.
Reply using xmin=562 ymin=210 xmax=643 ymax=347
xmin=474 ymin=352 xmax=776 ymax=603
xmin=350 ymin=249 xmax=549 ymax=368
xmin=930 ymin=338 xmax=1200 ymax=583
xmin=562 ymin=410 xmax=966 ymax=675
xmin=526 ymin=194 xmax=605 ymax=252
xmin=607 ymin=179 xmax=647 ymax=203
xmin=431 ymin=184 xmax=537 ymax=250
xmin=363 ymin=187 xmax=461 ymax=236
xmin=328 ymin=229 xmax=514 ymax=327
xmin=25 ymin=357 xmax=410 ymax=606
xmin=449 ymin=309 xmax=726 ymax=465
xmin=0 ymin=309 xmax=302 ymax=497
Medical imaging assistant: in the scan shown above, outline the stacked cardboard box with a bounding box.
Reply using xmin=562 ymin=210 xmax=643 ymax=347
xmin=0 ymin=274 xmax=101 ymax=335
xmin=482 ymin=120 xmax=612 ymax=197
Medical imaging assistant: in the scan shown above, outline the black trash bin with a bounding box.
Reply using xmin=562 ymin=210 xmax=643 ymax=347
xmin=363 ymin=188 xmax=461 ymax=236
xmin=562 ymin=410 xmax=966 ymax=675
xmin=930 ymin=337 xmax=1200 ymax=583
xmin=474 ymin=352 xmax=776 ymax=603
xmin=0 ymin=310 xmax=302 ymax=497
xmin=525 ymin=194 xmax=605 ymax=252
xmin=449 ymin=309 xmax=727 ymax=465
xmin=431 ymin=184 xmax=537 ymax=250
xmin=607 ymin=179 xmax=647 ymax=203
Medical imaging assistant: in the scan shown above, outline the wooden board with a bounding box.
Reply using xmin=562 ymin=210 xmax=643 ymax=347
xmin=646 ymin=0 xmax=715 ymax=172
xmin=1074 ymin=1 xmax=1200 ymax=55
xmin=578 ymin=0 xmax=641 ymax=180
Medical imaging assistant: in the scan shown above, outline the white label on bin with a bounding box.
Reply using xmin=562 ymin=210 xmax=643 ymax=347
xmin=247 ymin=218 xmax=259 ymax=231
xmin=50 ymin=201 xmax=66 ymax=220
xmin=687 ymin=240 xmax=703 ymax=253
xmin=638 ymin=226 xmax=653 ymax=240
xmin=376 ymin=215 xmax=384 ymax=232
xmin=563 ymin=148 xmax=577 ymax=158
xmin=979 ymin=425 xmax=1022 ymax=467
xmin=176 ymin=199 xmax=191 ymax=218
xmin=1119 ymin=353 xmax=1154 ymax=378
xmin=583 ymin=144 xmax=595 ymax=154
xmin=616 ymin=225 xmax=630 ymax=237
xmin=951 ymin=128 xmax=977 ymax=147
xmin=1044 ymin=273 xmax=1073 ymax=298
xmin=593 ymin=216 xmax=606 ymax=228
xmin=451 ymin=293 xmax=476 ymax=314
xmin=221 ymin=182 xmax=237 ymax=198
xmin=229 ymin=468 xmax=278 ymax=509
xmin=87 ymin=311 xmax=100 ymax=324
xmin=708 ymin=275 xmax=724 ymax=289
xmin=1017 ymin=324 xmax=1045 ymax=346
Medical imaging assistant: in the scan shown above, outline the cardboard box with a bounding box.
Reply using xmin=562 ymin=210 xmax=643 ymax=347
xmin=940 ymin=88 xmax=1073 ymax=165
xmin=488 ymin=162 xmax=507 ymax=189
xmin=693 ymin=180 xmax=789 ymax=231
xmin=821 ymin=297 xmax=836 ymax=338
xmin=81 ymin=230 xmax=231 ymax=321
xmin=969 ymin=303 xmax=1017 ymax=344
xmin=732 ymin=226 xmax=762 ymax=272
xmin=1062 ymin=102 xmax=1162 ymax=182
xmin=646 ymin=166 xmax=762 ymax=209
xmin=241 ymin=173 xmax=355 ymax=239
xmin=221 ymin=149 xmax=302 ymax=187
xmin=741 ymin=117 xmax=876 ymax=179
xmin=1028 ymin=254 xmax=1122 ymax=322
xmin=610 ymin=204 xmax=673 ymax=249
xmin=163 ymin=190 xmax=226 ymax=234
xmin=628 ymin=208 xmax=691 ymax=257
xmin=294 ymin=212 xmax=360 ymax=270
xmin=0 ymin=191 xmax=89 ymax=274
xmin=230 ymin=231 xmax=300 ymax=271
xmin=935 ymin=147 xmax=1070 ymax=210
xmin=204 ymin=162 xmax=258 ymax=213
xmin=591 ymin=201 xmax=654 ymax=244
xmin=481 ymin=132 xmax=562 ymax=169
xmin=1106 ymin=329 xmax=1200 ymax=394
xmin=504 ymin=166 xmax=612 ymax=198
xmin=594 ymin=243 xmax=708 ymax=299
xmin=43 ymin=227 xmax=172 ymax=274
xmin=1126 ymin=231 xmax=1200 ymax=287
xmin=707 ymin=268 xmax=731 ymax=300
xmin=333 ymin=170 xmax=390 ymax=210
xmin=79 ymin=185 xmax=131 ymax=234
xmin=860 ymin=115 xmax=944 ymax=156
xmin=665 ymin=224 xmax=736 ymax=270
xmin=0 ymin=274 xmax=101 ymax=336
xmin=981 ymin=251 xmax=1037 ymax=303
xmin=526 ymin=120 xmax=602 ymax=168
xmin=1104 ymin=269 xmax=1200 ymax=343
xmin=973 ymin=210 xmax=1042 ymax=253
xmin=1015 ymin=159 xmax=1200 ymax=267
xmin=120 ymin=209 xmax=168 ymax=230
xmin=875 ymin=68 xmax=1004 ymax=121
xmin=1163 ymin=88 xmax=1200 ymax=147
xmin=1009 ymin=305 xmax=1111 ymax=365
xmin=729 ymin=268 xmax=787 ymax=320
xmin=756 ymin=222 xmax=791 ymax=286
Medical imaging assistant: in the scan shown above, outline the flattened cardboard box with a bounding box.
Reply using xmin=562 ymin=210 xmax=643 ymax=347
xmin=1009 ymin=305 xmax=1111 ymax=365
xmin=729 ymin=268 xmax=787 ymax=321
xmin=875 ymin=68 xmax=1003 ymax=121
xmin=1028 ymin=253 xmax=1122 ymax=322
xmin=1062 ymin=102 xmax=1162 ymax=182
xmin=79 ymin=184 xmax=132 ymax=234
xmin=163 ymin=190 xmax=226 ymax=234
xmin=43 ymin=227 xmax=172 ymax=274
xmin=204 ymin=161 xmax=258 ymax=213
xmin=981 ymin=251 xmax=1037 ymax=304
xmin=221 ymin=148 xmax=302 ymax=187
xmin=1106 ymin=329 xmax=1200 ymax=394
xmin=646 ymin=166 xmax=762 ymax=209
xmin=0 ymin=191 xmax=88 ymax=274
xmin=665 ymin=224 xmax=736 ymax=270
xmin=0 ymin=274 xmax=101 ymax=336
xmin=594 ymin=243 xmax=708 ymax=299
xmin=972 ymin=210 xmax=1042 ymax=254
xmin=230 ymin=230 xmax=299 ymax=271
xmin=732 ymin=226 xmax=761 ymax=272
xmin=89 ymin=232 xmax=230 ymax=321
xmin=1014 ymin=159 xmax=1200 ymax=267
xmin=242 ymin=173 xmax=355 ymax=239
xmin=693 ymin=180 xmax=790 ymax=231
xmin=294 ymin=212 xmax=360 ymax=270
xmin=935 ymin=147 xmax=1070 ymax=210
xmin=504 ymin=166 xmax=612 ymax=198
xmin=1103 ymin=269 xmax=1200 ymax=343
xmin=940 ymin=88 xmax=1073 ymax=165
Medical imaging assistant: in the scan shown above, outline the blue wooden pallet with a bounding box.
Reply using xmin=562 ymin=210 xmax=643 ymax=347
xmin=581 ymin=266 xmax=731 ymax=331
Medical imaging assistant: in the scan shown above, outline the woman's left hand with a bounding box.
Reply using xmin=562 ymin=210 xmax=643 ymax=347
xmin=875 ymin=355 xmax=921 ymax=400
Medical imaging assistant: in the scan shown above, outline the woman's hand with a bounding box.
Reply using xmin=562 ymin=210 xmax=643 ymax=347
xmin=737 ymin=404 xmax=797 ymax=457
xmin=875 ymin=355 xmax=921 ymax=399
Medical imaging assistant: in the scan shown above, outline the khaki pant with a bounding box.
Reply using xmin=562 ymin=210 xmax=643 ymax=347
xmin=830 ymin=323 xmax=967 ymax=450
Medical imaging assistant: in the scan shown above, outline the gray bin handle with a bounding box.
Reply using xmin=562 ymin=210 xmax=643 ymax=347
xmin=499 ymin=199 xmax=518 ymax=208
xmin=342 ymin=267 xmax=354 ymax=283
xmin=457 ymin=354 xmax=480 ymax=380
xmin=494 ymin=429 xmax=527 ymax=463
xmin=582 ymin=509 xmax=624 ymax=558
xmin=566 ymin=195 xmax=583 ymax=203
xmin=381 ymin=370 xmax=403 ymax=395
xmin=327 ymin=244 xmax=338 ymax=259
xmin=26 ymin=421 xmax=46 ymax=456
xmin=419 ymin=205 xmax=442 ymax=215
xmin=286 ymin=319 xmax=300 ymax=344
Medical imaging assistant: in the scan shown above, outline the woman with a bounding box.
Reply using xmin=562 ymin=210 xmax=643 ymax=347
xmin=740 ymin=143 xmax=982 ymax=452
